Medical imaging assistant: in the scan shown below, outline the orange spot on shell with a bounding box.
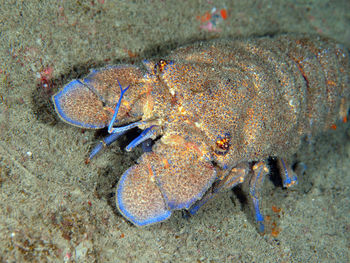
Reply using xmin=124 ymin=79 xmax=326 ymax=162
xmin=147 ymin=163 xmax=154 ymax=180
xmin=330 ymin=124 xmax=337 ymax=130
xmin=343 ymin=116 xmax=347 ymax=123
xmin=162 ymin=158 xmax=170 ymax=169
xmin=121 ymin=100 xmax=131 ymax=111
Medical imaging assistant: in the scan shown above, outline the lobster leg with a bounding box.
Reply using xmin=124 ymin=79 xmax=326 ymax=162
xmin=188 ymin=164 xmax=249 ymax=215
xmin=87 ymin=130 xmax=127 ymax=162
xmin=249 ymin=161 xmax=269 ymax=232
xmin=87 ymin=121 xmax=146 ymax=162
xmin=277 ymin=158 xmax=298 ymax=188
xmin=125 ymin=126 xmax=158 ymax=152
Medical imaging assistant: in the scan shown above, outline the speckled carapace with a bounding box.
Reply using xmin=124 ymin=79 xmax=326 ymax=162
xmin=53 ymin=34 xmax=349 ymax=231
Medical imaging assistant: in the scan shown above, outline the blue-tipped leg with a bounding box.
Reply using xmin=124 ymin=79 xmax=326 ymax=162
xmin=88 ymin=121 xmax=145 ymax=161
xmin=188 ymin=165 xmax=248 ymax=215
xmin=187 ymin=187 xmax=215 ymax=216
xmin=88 ymin=130 xmax=127 ymax=161
xmin=278 ymin=158 xmax=298 ymax=188
xmin=252 ymin=197 xmax=265 ymax=232
xmin=125 ymin=126 xmax=157 ymax=152
xmin=249 ymin=162 xmax=269 ymax=233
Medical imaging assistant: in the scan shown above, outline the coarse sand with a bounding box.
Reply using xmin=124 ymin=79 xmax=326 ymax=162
xmin=0 ymin=1 xmax=349 ymax=262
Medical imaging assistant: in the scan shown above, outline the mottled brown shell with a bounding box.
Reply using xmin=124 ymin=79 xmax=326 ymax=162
xmin=151 ymin=35 xmax=350 ymax=169
xmin=53 ymin=34 xmax=349 ymax=227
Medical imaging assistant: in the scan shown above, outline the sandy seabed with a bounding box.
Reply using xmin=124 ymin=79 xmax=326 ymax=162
xmin=0 ymin=0 xmax=349 ymax=262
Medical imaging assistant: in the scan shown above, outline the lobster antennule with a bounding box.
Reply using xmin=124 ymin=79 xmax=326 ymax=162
xmin=107 ymin=79 xmax=130 ymax=133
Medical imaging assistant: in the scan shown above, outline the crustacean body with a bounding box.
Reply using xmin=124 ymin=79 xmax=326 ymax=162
xmin=52 ymin=35 xmax=349 ymax=231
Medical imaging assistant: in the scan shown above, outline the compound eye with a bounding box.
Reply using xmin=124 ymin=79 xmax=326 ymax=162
xmin=154 ymin=59 xmax=168 ymax=76
xmin=214 ymin=133 xmax=231 ymax=156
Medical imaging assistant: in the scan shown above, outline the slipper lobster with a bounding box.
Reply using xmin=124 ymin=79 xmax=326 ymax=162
xmin=52 ymin=34 xmax=349 ymax=231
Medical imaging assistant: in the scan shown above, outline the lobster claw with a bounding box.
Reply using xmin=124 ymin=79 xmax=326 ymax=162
xmin=52 ymin=78 xmax=111 ymax=129
xmin=117 ymin=138 xmax=217 ymax=226
xmin=117 ymin=154 xmax=172 ymax=226
xmin=52 ymin=65 xmax=146 ymax=129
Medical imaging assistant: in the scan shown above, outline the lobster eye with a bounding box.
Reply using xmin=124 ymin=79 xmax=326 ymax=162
xmin=215 ymin=133 xmax=231 ymax=155
xmin=154 ymin=59 xmax=168 ymax=76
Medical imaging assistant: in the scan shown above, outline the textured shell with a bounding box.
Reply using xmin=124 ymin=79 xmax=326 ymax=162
xmin=151 ymin=34 xmax=349 ymax=170
xmin=52 ymin=34 xmax=350 ymax=227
